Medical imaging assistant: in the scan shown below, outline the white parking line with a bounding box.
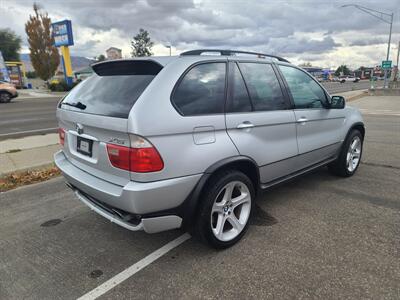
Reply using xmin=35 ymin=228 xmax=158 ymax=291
xmin=77 ymin=233 xmax=191 ymax=300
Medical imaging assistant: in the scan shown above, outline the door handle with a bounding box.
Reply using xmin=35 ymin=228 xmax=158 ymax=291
xmin=237 ymin=122 xmax=255 ymax=129
xmin=297 ymin=117 xmax=308 ymax=124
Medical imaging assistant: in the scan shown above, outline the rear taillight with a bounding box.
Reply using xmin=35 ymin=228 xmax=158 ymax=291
xmin=58 ymin=128 xmax=65 ymax=146
xmin=106 ymin=136 xmax=164 ymax=173
xmin=106 ymin=144 xmax=131 ymax=171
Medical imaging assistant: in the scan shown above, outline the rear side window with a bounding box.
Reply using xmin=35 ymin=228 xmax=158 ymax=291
xmin=171 ymin=63 xmax=226 ymax=115
xmin=61 ymin=61 xmax=161 ymax=118
xmin=238 ymin=63 xmax=286 ymax=111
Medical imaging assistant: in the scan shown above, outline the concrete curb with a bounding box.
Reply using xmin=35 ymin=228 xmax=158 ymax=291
xmin=346 ymin=91 xmax=369 ymax=102
xmin=0 ymin=162 xmax=57 ymax=178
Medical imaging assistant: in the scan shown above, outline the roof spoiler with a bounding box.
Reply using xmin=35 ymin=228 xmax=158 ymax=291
xmin=180 ymin=49 xmax=290 ymax=63
xmin=91 ymin=60 xmax=163 ymax=76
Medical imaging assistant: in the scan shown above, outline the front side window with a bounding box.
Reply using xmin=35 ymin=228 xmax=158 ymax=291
xmin=172 ymin=63 xmax=226 ymax=115
xmin=279 ymin=65 xmax=328 ymax=109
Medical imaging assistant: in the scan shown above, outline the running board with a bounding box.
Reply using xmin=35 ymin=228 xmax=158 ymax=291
xmin=260 ymin=157 xmax=336 ymax=190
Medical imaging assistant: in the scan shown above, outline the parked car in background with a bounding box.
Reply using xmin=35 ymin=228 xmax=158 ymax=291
xmin=339 ymin=76 xmax=360 ymax=83
xmin=331 ymin=76 xmax=340 ymax=82
xmin=55 ymin=49 xmax=365 ymax=248
xmin=0 ymin=80 xmax=18 ymax=103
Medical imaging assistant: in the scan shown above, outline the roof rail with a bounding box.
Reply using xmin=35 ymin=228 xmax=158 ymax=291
xmin=180 ymin=49 xmax=290 ymax=63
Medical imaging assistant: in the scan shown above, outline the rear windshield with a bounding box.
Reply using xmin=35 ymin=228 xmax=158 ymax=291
xmin=61 ymin=61 xmax=162 ymax=118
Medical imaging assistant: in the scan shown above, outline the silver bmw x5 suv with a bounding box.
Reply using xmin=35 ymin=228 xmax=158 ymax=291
xmin=55 ymin=49 xmax=364 ymax=248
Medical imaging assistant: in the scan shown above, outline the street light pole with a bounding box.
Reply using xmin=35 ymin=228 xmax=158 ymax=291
xmin=341 ymin=4 xmax=394 ymax=88
xmin=397 ymin=41 xmax=400 ymax=67
xmin=384 ymin=13 xmax=393 ymax=87
xmin=165 ymin=45 xmax=172 ymax=56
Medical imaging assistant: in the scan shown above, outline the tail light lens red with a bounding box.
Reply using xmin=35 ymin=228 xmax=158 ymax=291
xmin=129 ymin=147 xmax=164 ymax=172
xmin=106 ymin=136 xmax=164 ymax=173
xmin=106 ymin=144 xmax=130 ymax=171
xmin=58 ymin=128 xmax=65 ymax=146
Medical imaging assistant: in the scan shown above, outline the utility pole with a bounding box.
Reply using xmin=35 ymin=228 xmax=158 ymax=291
xmin=395 ymin=41 xmax=400 ymax=82
xmin=341 ymin=5 xmax=394 ymax=88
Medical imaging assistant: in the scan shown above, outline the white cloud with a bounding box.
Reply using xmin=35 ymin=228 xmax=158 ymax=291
xmin=1 ymin=0 xmax=399 ymax=69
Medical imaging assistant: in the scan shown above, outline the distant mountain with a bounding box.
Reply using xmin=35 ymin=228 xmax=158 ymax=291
xmin=20 ymin=53 xmax=95 ymax=73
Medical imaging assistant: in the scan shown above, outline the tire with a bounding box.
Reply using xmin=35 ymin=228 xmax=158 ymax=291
xmin=0 ymin=92 xmax=12 ymax=103
xmin=195 ymin=170 xmax=255 ymax=249
xmin=329 ymin=129 xmax=363 ymax=177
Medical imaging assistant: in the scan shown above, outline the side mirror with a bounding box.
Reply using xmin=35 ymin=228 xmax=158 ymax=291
xmin=330 ymin=96 xmax=345 ymax=109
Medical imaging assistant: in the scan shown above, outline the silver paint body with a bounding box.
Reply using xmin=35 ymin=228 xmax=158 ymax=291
xmin=55 ymin=55 xmax=363 ymax=233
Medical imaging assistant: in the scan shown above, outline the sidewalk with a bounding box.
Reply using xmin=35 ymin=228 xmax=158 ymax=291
xmin=0 ymin=134 xmax=59 ymax=176
xmin=17 ymin=89 xmax=67 ymax=99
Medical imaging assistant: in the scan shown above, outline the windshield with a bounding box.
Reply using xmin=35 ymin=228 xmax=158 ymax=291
xmin=61 ymin=73 xmax=156 ymax=118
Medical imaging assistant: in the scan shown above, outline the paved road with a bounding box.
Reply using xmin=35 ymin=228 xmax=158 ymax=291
xmin=0 ymin=96 xmax=60 ymax=141
xmin=1 ymin=96 xmax=399 ymax=299
xmin=0 ymin=81 xmax=384 ymax=140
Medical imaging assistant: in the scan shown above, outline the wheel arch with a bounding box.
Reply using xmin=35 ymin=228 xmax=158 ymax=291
xmin=349 ymin=122 xmax=365 ymax=139
xmin=0 ymin=89 xmax=12 ymax=96
xmin=181 ymin=156 xmax=260 ymax=229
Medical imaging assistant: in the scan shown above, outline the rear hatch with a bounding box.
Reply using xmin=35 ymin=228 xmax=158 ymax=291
xmin=57 ymin=60 xmax=163 ymax=186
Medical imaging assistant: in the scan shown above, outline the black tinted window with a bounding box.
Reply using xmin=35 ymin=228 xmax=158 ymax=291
xmin=279 ymin=65 xmax=327 ymax=109
xmin=61 ymin=74 xmax=155 ymax=118
xmin=172 ymin=63 xmax=226 ymax=115
xmin=229 ymin=63 xmax=252 ymax=112
xmin=238 ymin=63 xmax=286 ymax=111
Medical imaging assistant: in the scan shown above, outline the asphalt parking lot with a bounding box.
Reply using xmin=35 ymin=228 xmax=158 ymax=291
xmin=1 ymin=96 xmax=399 ymax=299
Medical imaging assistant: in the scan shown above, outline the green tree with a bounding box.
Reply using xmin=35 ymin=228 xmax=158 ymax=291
xmin=131 ymin=28 xmax=154 ymax=57
xmin=96 ymin=54 xmax=106 ymax=62
xmin=25 ymin=4 xmax=60 ymax=81
xmin=335 ymin=65 xmax=351 ymax=76
xmin=0 ymin=29 xmax=22 ymax=61
xmin=26 ymin=71 xmax=37 ymax=78
xmin=299 ymin=62 xmax=312 ymax=67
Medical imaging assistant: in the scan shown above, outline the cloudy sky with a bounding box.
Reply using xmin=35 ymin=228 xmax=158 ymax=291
xmin=1 ymin=0 xmax=399 ymax=69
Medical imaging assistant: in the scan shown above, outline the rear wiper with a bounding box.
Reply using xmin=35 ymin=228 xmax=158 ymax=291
xmin=62 ymin=101 xmax=86 ymax=110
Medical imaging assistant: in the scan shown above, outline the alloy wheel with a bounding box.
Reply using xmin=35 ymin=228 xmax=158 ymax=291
xmin=346 ymin=136 xmax=362 ymax=172
xmin=210 ymin=181 xmax=251 ymax=242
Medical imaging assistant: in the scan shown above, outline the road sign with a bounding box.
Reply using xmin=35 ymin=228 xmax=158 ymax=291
xmin=52 ymin=20 xmax=74 ymax=47
xmin=51 ymin=20 xmax=74 ymax=86
xmin=381 ymin=60 xmax=392 ymax=69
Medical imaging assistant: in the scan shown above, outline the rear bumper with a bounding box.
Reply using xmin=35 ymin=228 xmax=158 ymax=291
xmin=54 ymin=150 xmax=202 ymax=233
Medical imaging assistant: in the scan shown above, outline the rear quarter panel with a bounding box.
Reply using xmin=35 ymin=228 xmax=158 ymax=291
xmin=128 ymin=57 xmax=239 ymax=182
